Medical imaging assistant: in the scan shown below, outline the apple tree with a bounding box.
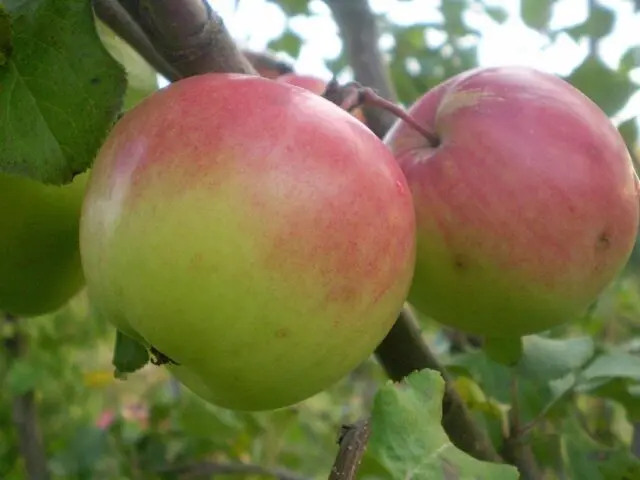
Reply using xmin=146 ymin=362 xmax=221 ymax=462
xmin=2 ymin=1 xmax=640 ymax=479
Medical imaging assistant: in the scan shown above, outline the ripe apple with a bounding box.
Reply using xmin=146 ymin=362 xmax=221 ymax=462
xmin=0 ymin=172 xmax=88 ymax=317
xmin=80 ymin=73 xmax=416 ymax=411
xmin=384 ymin=66 xmax=640 ymax=338
xmin=276 ymin=73 xmax=366 ymax=123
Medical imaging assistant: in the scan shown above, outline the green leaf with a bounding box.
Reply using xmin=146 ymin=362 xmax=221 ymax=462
xmin=95 ymin=20 xmax=158 ymax=110
xmin=574 ymin=351 xmax=640 ymax=418
xmin=272 ymin=0 xmax=310 ymax=16
xmin=365 ymin=369 xmax=519 ymax=479
xmin=620 ymin=46 xmax=640 ymax=73
xmin=517 ymin=335 xmax=595 ymax=381
xmin=580 ymin=351 xmax=640 ymax=382
xmin=112 ymin=329 xmax=149 ymax=378
xmin=565 ymin=3 xmax=615 ymax=41
xmin=520 ymin=0 xmax=556 ymax=31
xmin=618 ymin=117 xmax=638 ymax=152
xmin=567 ymin=55 xmax=636 ymax=116
xmin=484 ymin=5 xmax=508 ymax=24
xmin=563 ymin=415 xmax=640 ymax=479
xmin=5 ymin=358 xmax=46 ymax=395
xmin=483 ymin=335 xmax=523 ymax=367
xmin=268 ymin=30 xmax=303 ymax=60
xmin=441 ymin=0 xmax=473 ymax=37
xmin=177 ymin=391 xmax=246 ymax=441
xmin=0 ymin=4 xmax=11 ymax=65
xmin=0 ymin=0 xmax=126 ymax=184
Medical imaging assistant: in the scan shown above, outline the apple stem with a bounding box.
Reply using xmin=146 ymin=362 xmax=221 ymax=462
xmin=324 ymin=80 xmax=440 ymax=147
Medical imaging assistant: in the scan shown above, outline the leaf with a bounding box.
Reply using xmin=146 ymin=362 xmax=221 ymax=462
xmin=5 ymin=358 xmax=47 ymax=395
xmin=95 ymin=20 xmax=158 ymax=110
xmin=441 ymin=0 xmax=473 ymax=37
xmin=574 ymin=351 xmax=640 ymax=418
xmin=484 ymin=6 xmax=508 ymax=24
xmin=567 ymin=55 xmax=636 ymax=116
xmin=483 ymin=335 xmax=523 ymax=367
xmin=580 ymin=352 xmax=640 ymax=382
xmin=565 ymin=3 xmax=615 ymax=41
xmin=0 ymin=4 xmax=11 ymax=65
xmin=365 ymin=369 xmax=519 ymax=479
xmin=273 ymin=0 xmax=310 ymax=16
xmin=618 ymin=117 xmax=638 ymax=152
xmin=620 ymin=46 xmax=640 ymax=73
xmin=0 ymin=0 xmax=126 ymax=184
xmin=267 ymin=30 xmax=303 ymax=60
xmin=563 ymin=415 xmax=640 ymax=479
xmin=112 ymin=329 xmax=149 ymax=378
xmin=520 ymin=0 xmax=556 ymax=31
xmin=517 ymin=335 xmax=595 ymax=381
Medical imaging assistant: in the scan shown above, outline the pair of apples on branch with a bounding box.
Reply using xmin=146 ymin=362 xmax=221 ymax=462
xmin=2 ymin=56 xmax=638 ymax=412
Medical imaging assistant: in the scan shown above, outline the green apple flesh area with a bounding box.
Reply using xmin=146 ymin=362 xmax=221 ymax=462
xmin=0 ymin=172 xmax=87 ymax=317
xmin=384 ymin=66 xmax=640 ymax=338
xmin=80 ymin=73 xmax=417 ymax=411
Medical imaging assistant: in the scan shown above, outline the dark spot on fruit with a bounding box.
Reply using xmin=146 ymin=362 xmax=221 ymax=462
xmin=90 ymin=77 xmax=101 ymax=85
xmin=453 ymin=254 xmax=469 ymax=271
xmin=149 ymin=346 xmax=180 ymax=366
xmin=275 ymin=328 xmax=289 ymax=338
xmin=596 ymin=231 xmax=610 ymax=251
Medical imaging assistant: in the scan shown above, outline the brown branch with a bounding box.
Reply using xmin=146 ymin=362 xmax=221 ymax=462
xmin=116 ymin=0 xmax=256 ymax=76
xmin=322 ymin=0 xmax=501 ymax=464
xmin=323 ymin=0 xmax=398 ymax=138
xmin=242 ymin=49 xmax=294 ymax=78
xmin=500 ymin=375 xmax=542 ymax=479
xmin=3 ymin=314 xmax=50 ymax=480
xmin=376 ymin=307 xmax=502 ymax=462
xmin=156 ymin=461 xmax=309 ymax=480
xmin=92 ymin=0 xmax=180 ymax=81
xmin=328 ymin=419 xmax=371 ymax=480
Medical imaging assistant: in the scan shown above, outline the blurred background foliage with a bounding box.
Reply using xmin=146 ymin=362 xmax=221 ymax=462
xmin=2 ymin=0 xmax=640 ymax=478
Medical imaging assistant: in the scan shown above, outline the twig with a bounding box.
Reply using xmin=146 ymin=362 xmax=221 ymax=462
xmin=328 ymin=419 xmax=371 ymax=480
xmin=501 ymin=374 xmax=541 ymax=479
xmin=156 ymin=461 xmax=309 ymax=480
xmin=632 ymin=423 xmax=640 ymax=458
xmin=323 ymin=0 xmax=398 ymax=138
xmin=116 ymin=0 xmax=256 ymax=76
xmin=242 ymin=49 xmax=294 ymax=78
xmin=92 ymin=0 xmax=180 ymax=81
xmin=3 ymin=314 xmax=50 ymax=480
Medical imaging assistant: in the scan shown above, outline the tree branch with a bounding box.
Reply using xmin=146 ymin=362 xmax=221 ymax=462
xmin=323 ymin=0 xmax=398 ymax=138
xmin=322 ymin=0 xmax=501 ymax=464
xmin=328 ymin=419 xmax=371 ymax=480
xmin=377 ymin=307 xmax=502 ymax=462
xmin=3 ymin=314 xmax=50 ymax=480
xmin=116 ymin=0 xmax=256 ymax=76
xmin=242 ymin=49 xmax=294 ymax=78
xmin=92 ymin=0 xmax=180 ymax=81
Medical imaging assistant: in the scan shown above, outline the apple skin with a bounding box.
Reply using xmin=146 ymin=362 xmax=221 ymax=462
xmin=80 ymin=73 xmax=416 ymax=411
xmin=384 ymin=66 xmax=640 ymax=338
xmin=0 ymin=172 xmax=88 ymax=317
xmin=276 ymin=73 xmax=366 ymax=123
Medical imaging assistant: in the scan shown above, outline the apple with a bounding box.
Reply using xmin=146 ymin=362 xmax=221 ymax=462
xmin=384 ymin=66 xmax=640 ymax=338
xmin=0 ymin=171 xmax=88 ymax=317
xmin=80 ymin=73 xmax=416 ymax=411
xmin=276 ymin=73 xmax=366 ymax=123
